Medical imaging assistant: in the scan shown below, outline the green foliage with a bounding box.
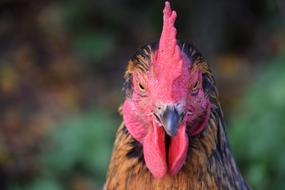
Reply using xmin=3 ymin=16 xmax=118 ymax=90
xmin=229 ymin=51 xmax=285 ymax=190
xmin=9 ymin=178 xmax=62 ymax=190
xmin=23 ymin=108 xmax=119 ymax=189
xmin=73 ymin=32 xmax=115 ymax=62
xmin=25 ymin=178 xmax=62 ymax=190
xmin=57 ymin=1 xmax=117 ymax=63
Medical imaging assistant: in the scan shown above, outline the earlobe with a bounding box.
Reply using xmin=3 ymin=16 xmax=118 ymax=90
xmin=189 ymin=102 xmax=211 ymax=136
xmin=122 ymin=100 xmax=147 ymax=143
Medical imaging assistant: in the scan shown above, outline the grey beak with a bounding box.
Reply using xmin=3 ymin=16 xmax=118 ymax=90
xmin=161 ymin=106 xmax=181 ymax=136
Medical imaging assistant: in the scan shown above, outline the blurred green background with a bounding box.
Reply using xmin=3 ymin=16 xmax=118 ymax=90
xmin=0 ymin=0 xmax=284 ymax=189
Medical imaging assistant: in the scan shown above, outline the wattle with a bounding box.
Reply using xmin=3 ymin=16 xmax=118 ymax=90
xmin=122 ymin=100 xmax=189 ymax=178
xmin=143 ymin=122 xmax=188 ymax=178
xmin=143 ymin=125 xmax=167 ymax=178
xmin=168 ymin=124 xmax=188 ymax=175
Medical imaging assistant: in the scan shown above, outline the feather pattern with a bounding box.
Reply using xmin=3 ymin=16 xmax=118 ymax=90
xmin=104 ymin=42 xmax=251 ymax=190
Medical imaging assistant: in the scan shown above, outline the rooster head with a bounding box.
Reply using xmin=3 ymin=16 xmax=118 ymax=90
xmin=122 ymin=1 xmax=211 ymax=178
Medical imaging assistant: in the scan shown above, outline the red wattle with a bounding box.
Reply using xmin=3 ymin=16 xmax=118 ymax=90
xmin=143 ymin=125 xmax=167 ymax=178
xmin=189 ymin=103 xmax=210 ymax=137
xmin=168 ymin=124 xmax=188 ymax=176
xmin=122 ymin=100 xmax=147 ymax=143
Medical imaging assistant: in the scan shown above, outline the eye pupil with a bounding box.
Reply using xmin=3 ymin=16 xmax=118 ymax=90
xmin=193 ymin=81 xmax=198 ymax=89
xmin=191 ymin=81 xmax=199 ymax=95
xmin=139 ymin=83 xmax=145 ymax=91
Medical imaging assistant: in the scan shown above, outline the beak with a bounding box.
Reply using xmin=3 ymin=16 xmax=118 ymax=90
xmin=157 ymin=105 xmax=182 ymax=136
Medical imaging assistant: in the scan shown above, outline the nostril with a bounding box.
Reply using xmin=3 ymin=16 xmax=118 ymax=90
xmin=180 ymin=112 xmax=186 ymax=121
xmin=187 ymin=109 xmax=193 ymax=116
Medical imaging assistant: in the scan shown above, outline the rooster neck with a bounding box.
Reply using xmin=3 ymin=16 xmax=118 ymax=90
xmin=104 ymin=108 xmax=250 ymax=190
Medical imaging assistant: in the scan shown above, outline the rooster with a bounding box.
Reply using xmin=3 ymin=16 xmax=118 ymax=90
xmin=105 ymin=2 xmax=250 ymax=190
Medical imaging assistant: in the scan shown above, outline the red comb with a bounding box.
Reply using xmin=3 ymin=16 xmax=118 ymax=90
xmin=156 ymin=1 xmax=183 ymax=79
xmin=153 ymin=1 xmax=187 ymax=104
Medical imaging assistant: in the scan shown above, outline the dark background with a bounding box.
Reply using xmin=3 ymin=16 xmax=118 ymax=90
xmin=0 ymin=0 xmax=284 ymax=189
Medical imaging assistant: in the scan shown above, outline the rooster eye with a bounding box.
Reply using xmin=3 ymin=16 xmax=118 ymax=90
xmin=192 ymin=81 xmax=199 ymax=95
xmin=138 ymin=82 xmax=145 ymax=92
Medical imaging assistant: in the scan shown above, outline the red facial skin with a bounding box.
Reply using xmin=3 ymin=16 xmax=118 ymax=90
xmin=122 ymin=56 xmax=210 ymax=178
xmin=122 ymin=1 xmax=211 ymax=178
